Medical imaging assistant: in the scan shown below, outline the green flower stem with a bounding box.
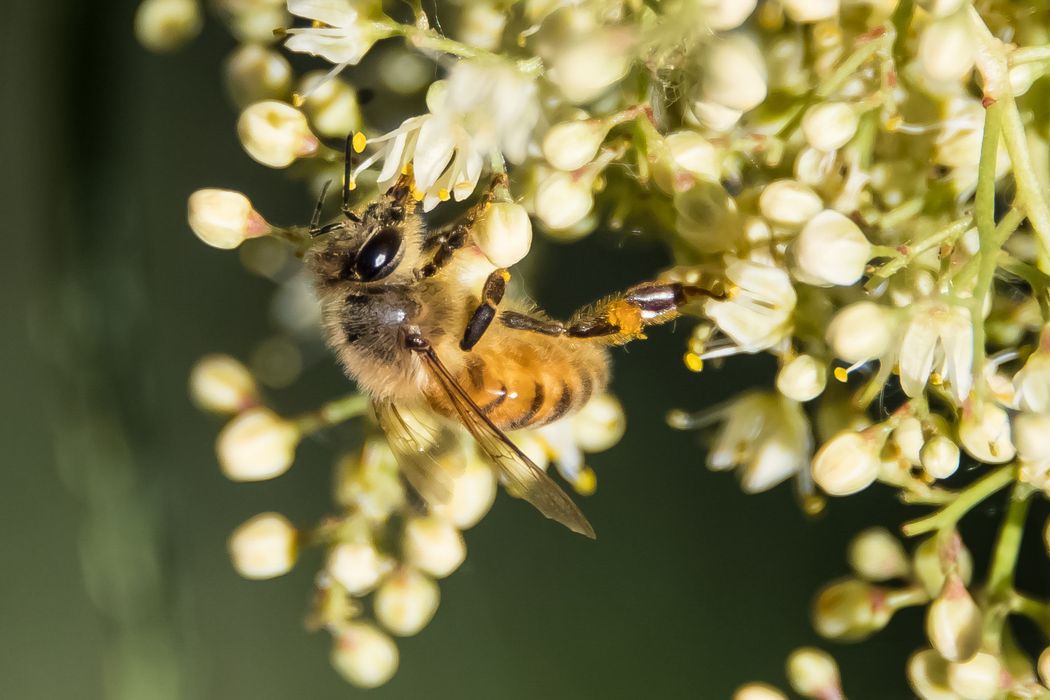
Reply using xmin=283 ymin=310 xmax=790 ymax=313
xmin=1010 ymin=592 xmax=1050 ymax=634
xmin=865 ymin=216 xmax=972 ymax=291
xmin=901 ymin=464 xmax=1015 ymax=536
xmin=886 ymin=585 xmax=931 ymax=610
xmin=393 ymin=22 xmax=543 ymax=76
xmin=986 ymin=483 xmax=1032 ymax=598
xmin=295 ymin=394 xmax=371 ymax=436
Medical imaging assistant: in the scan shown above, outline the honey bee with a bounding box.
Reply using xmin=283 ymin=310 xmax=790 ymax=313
xmin=306 ymin=149 xmax=718 ymax=538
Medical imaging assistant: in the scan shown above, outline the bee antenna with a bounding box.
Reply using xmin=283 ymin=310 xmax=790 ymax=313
xmin=309 ymin=180 xmax=333 ymax=234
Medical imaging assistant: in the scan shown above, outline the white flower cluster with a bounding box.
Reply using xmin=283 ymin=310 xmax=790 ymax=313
xmin=152 ymin=0 xmax=1050 ymax=693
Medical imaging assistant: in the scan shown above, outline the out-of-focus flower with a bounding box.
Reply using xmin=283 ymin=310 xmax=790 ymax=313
xmin=700 ymin=33 xmax=768 ymax=113
xmin=786 ymin=647 xmax=844 ymax=700
xmin=812 ymin=430 xmax=882 ymax=496
xmin=812 ymin=578 xmax=895 ymax=640
xmin=759 ymin=179 xmax=823 ymax=228
xmin=237 ymin=100 xmax=320 ymax=168
xmin=327 ymin=541 xmax=391 ymax=595
xmin=547 ymin=28 xmax=634 ymax=104
xmin=947 ymin=652 xmax=1002 ymax=700
xmin=190 ymin=354 xmax=258 ymax=413
xmin=570 ymin=394 xmax=626 ymax=453
xmin=653 ymin=130 xmax=724 ymax=194
xmin=431 ymin=450 xmax=497 ymax=529
xmin=776 ymin=354 xmax=827 ymax=402
xmin=533 ymin=169 xmax=597 ymax=231
xmin=700 ymin=0 xmax=757 ymax=31
xmin=224 ymin=44 xmax=293 ymax=108
xmin=926 ymin=572 xmax=982 ymax=662
xmin=228 ymin=512 xmax=298 ymax=579
xmin=802 ymin=102 xmax=859 ymax=153
xmin=456 ymin=3 xmax=506 ymax=50
xmin=542 ymin=119 xmax=609 ymax=172
xmin=297 ymin=71 xmax=361 ymax=139
xmin=1014 ymin=327 xmax=1050 ymax=412
xmin=374 ymin=568 xmax=440 ymax=636
xmin=283 ymin=0 xmax=391 ymax=66
xmin=331 ymin=623 xmax=399 ymax=688
xmin=847 ymin=528 xmax=909 ymax=582
xmin=733 ymin=683 xmax=788 ymax=700
xmin=958 ymin=401 xmax=1015 ymax=464
xmin=135 ymin=0 xmax=202 ymax=53
xmin=918 ymin=11 xmax=976 ymax=83
xmin=781 ymin=0 xmax=840 ymax=23
xmin=188 ymin=188 xmax=271 ymax=249
xmin=217 ymin=407 xmax=301 ymax=481
xmin=898 ymin=301 xmax=974 ymax=402
xmin=908 ymin=648 xmax=956 ymax=700
xmin=913 ymin=535 xmax=974 ymax=598
xmin=402 ymin=516 xmax=466 ymax=579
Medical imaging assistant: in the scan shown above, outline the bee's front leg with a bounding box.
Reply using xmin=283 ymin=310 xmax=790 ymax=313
xmin=460 ymin=268 xmax=510 ymax=351
xmin=415 ymin=173 xmax=507 ymax=279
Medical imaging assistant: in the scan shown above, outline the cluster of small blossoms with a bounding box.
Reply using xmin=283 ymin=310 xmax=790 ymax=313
xmin=189 ymin=353 xmax=624 ymax=686
xmin=146 ymin=0 xmax=1050 ymax=692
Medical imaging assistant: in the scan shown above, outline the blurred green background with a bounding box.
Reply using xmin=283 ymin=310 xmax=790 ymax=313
xmin=2 ymin=1 xmax=963 ymax=698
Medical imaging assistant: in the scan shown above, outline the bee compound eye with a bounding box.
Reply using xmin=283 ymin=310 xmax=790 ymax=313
xmin=352 ymin=227 xmax=402 ymax=281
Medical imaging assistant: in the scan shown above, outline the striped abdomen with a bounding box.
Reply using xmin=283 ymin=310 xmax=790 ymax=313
xmin=451 ymin=336 xmax=609 ymax=432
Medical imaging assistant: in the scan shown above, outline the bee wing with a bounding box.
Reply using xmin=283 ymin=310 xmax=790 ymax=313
xmin=373 ymin=400 xmax=460 ymax=507
xmin=416 ymin=345 xmax=596 ymax=539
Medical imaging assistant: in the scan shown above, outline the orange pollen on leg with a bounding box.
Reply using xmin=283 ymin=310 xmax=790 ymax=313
xmin=607 ymin=300 xmax=644 ymax=338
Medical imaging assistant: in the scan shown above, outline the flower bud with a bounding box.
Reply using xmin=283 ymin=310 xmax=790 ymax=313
xmin=1013 ymin=412 xmax=1050 ymax=464
xmin=908 ymin=649 xmax=956 ymax=700
xmin=733 ymin=683 xmax=787 ymax=700
xmin=892 ymin=416 xmax=925 ymax=466
xmin=759 ymin=179 xmax=823 ymax=228
xmin=534 ymin=171 xmax=594 ymax=231
xmin=848 ymin=527 xmax=909 ymax=581
xmin=921 ymin=436 xmax=961 ymax=480
xmin=926 ymin=573 xmax=983 ymax=662
xmin=919 ymin=12 xmax=976 ymax=83
xmin=913 ymin=535 xmax=974 ymax=598
xmin=189 ymin=354 xmax=258 ymax=413
xmin=793 ymin=210 xmax=871 ymax=286
xmin=826 ymin=301 xmax=894 ymax=364
xmin=654 ymin=131 xmax=724 ymax=193
xmin=776 ymin=354 xmax=827 ymax=402
xmin=781 ymin=0 xmax=840 ymax=23
xmin=786 ymin=647 xmax=843 ymax=700
xmin=402 ymin=516 xmax=466 ymax=578
xmin=802 ymin=102 xmax=858 ymax=152
xmin=456 ymin=3 xmax=506 ymax=51
xmin=188 ymin=188 xmax=270 ymax=249
xmin=547 ymin=31 xmax=631 ymax=103
xmin=331 ymin=623 xmax=399 ymax=688
xmin=1039 ymin=646 xmax=1050 ymax=687
xmin=228 ymin=512 xmax=297 ymax=579
xmin=689 ymin=99 xmax=743 ymax=132
xmin=812 ymin=430 xmax=881 ymax=496
xmin=702 ymin=33 xmax=767 ymax=112
xmin=959 ymin=402 xmax=1015 ymax=464
xmin=134 ymin=0 xmax=202 ymax=53
xmin=1009 ymin=62 xmax=1041 ymax=97
xmin=1015 ymin=347 xmax=1050 ymax=412
xmin=224 ymin=44 xmax=292 ymax=109
xmin=298 ymin=72 xmax=362 ymax=139
xmin=335 ymin=441 xmax=406 ymax=520
xmin=919 ymin=0 xmax=967 ymax=17
xmin=432 ymin=454 xmax=497 ymax=529
xmin=237 ymin=100 xmax=319 ymax=168
xmin=475 ymin=202 xmax=533 ymax=268
xmin=327 ymin=541 xmax=390 ymax=595
xmin=543 ymin=120 xmax=608 ymax=172
xmin=374 ymin=568 xmax=440 ymax=637
xmin=812 ymin=578 xmax=894 ymax=641
xmin=216 ymin=407 xmax=300 ymax=481
xmin=947 ymin=652 xmax=1002 ymax=700
xmin=571 ymin=394 xmax=626 ymax=453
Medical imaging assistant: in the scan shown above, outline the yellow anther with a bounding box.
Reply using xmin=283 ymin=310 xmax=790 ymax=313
xmin=930 ymin=372 xmax=943 ymax=386
xmin=573 ymin=467 xmax=597 ymax=496
xmin=438 ymin=188 xmax=450 ymax=201
xmin=346 ymin=179 xmax=357 ymax=191
xmin=412 ymin=188 xmax=425 ymax=202
xmin=291 ymin=92 xmax=305 ymax=108
xmin=684 ymin=352 xmax=704 ymax=372
xmin=834 ymin=367 xmax=849 ymax=383
xmin=352 ymin=132 xmax=367 ymax=153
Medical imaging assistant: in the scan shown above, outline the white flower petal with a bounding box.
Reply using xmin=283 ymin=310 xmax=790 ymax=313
xmin=287 ymin=0 xmax=360 ymax=27
xmin=285 ymin=31 xmax=368 ymax=65
xmin=899 ymin=313 xmax=940 ymax=398
xmin=412 ymin=117 xmax=457 ymax=191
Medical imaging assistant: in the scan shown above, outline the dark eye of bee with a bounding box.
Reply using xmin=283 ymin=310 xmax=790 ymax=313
xmin=350 ymin=227 xmax=402 ymax=281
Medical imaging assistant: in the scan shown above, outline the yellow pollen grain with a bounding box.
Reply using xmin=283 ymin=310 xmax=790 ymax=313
xmin=684 ymin=352 xmax=704 ymax=372
xmin=930 ymin=372 xmax=943 ymax=386
xmin=834 ymin=367 xmax=849 ymax=382
xmin=412 ymin=188 xmax=425 ymax=202
xmin=573 ymin=467 xmax=597 ymax=496
xmin=352 ymin=132 xmax=367 ymax=153
xmin=438 ymin=188 xmax=450 ymax=201
xmin=346 ymin=178 xmax=357 ymax=191
xmin=291 ymin=92 xmax=305 ymax=108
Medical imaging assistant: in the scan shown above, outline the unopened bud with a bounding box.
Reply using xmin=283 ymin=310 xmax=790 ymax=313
xmin=848 ymin=527 xmax=910 ymax=581
xmin=921 ymin=436 xmax=960 ymax=480
xmin=188 ymin=188 xmax=270 ymax=249
xmin=786 ymin=647 xmax=843 ymax=700
xmin=224 ymin=44 xmax=292 ymax=109
xmin=237 ymin=100 xmax=319 ymax=168
xmin=947 ymin=652 xmax=1002 ymax=700
xmin=654 ymin=131 xmax=724 ymax=193
xmin=189 ymin=354 xmax=258 ymax=413
xmin=812 ymin=430 xmax=881 ymax=496
xmin=919 ymin=12 xmax=976 ymax=83
xmin=759 ymin=179 xmax=823 ymax=228
xmin=826 ymin=301 xmax=894 ymax=364
xmin=432 ymin=454 xmax=497 ymax=529
xmin=298 ymin=72 xmax=362 ymax=139
xmin=908 ymin=649 xmax=956 ymax=700
xmin=813 ymin=578 xmax=894 ymax=641
xmin=374 ymin=568 xmax=440 ymax=637
xmin=1039 ymin=646 xmax=1050 ymax=687
xmin=893 ymin=416 xmax=925 ymax=466
xmin=402 ymin=516 xmax=466 ymax=578
xmin=475 ymin=202 xmax=533 ymax=268
xmin=781 ymin=0 xmax=840 ymax=23
xmin=456 ymin=3 xmax=506 ymax=51
xmin=793 ymin=210 xmax=871 ymax=287
xmin=216 ymin=407 xmax=300 ymax=481
xmin=958 ymin=402 xmax=1015 ymax=464
xmin=228 ymin=512 xmax=297 ymax=579
xmin=776 ymin=354 xmax=827 ymax=402
xmin=1013 ymin=412 xmax=1050 ymax=464
xmin=547 ymin=31 xmax=631 ymax=104
xmin=926 ymin=573 xmax=983 ymax=662
xmin=702 ymin=33 xmax=768 ymax=112
xmin=327 ymin=541 xmax=390 ymax=595
xmin=913 ymin=535 xmax=974 ymax=598
xmin=534 ymin=171 xmax=594 ymax=231
xmin=134 ymin=0 xmax=202 ymax=53
xmin=543 ymin=120 xmax=608 ymax=172
xmin=571 ymin=394 xmax=626 ymax=453
xmin=331 ymin=623 xmax=399 ymax=688
xmin=802 ymin=102 xmax=858 ymax=152
xmin=689 ymin=99 xmax=743 ymax=132
xmin=733 ymin=683 xmax=788 ymax=700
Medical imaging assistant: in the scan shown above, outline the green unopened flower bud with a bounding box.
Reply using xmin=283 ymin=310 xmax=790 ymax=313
xmin=189 ymin=354 xmax=258 ymax=413
xmin=947 ymin=652 xmax=1002 ymax=700
xmin=802 ymin=102 xmax=858 ymax=152
xmin=759 ymin=179 xmax=823 ymax=228
xmin=224 ymin=44 xmax=292 ymax=109
xmin=374 ymin=568 xmax=440 ymax=637
xmin=786 ymin=647 xmax=844 ymax=700
xmin=331 ymin=623 xmax=399 ymax=688
xmin=776 ymin=354 xmax=827 ymax=402
xmin=403 ymin=516 xmax=466 ymax=579
xmin=926 ymin=573 xmax=983 ymax=662
xmin=134 ymin=0 xmax=202 ymax=53
xmin=921 ymin=436 xmax=960 ymax=480
xmin=475 ymin=202 xmax=533 ymax=268
xmin=848 ymin=527 xmax=910 ymax=581
xmin=913 ymin=535 xmax=974 ymax=598
xmin=733 ymin=682 xmax=788 ymax=700
xmin=188 ymin=188 xmax=270 ymax=249
xmin=542 ymin=120 xmax=608 ymax=172
xmin=216 ymin=407 xmax=300 ymax=481
xmin=812 ymin=578 xmax=893 ymax=640
xmin=228 ymin=512 xmax=298 ymax=579
xmin=237 ymin=100 xmax=319 ymax=168
xmin=812 ymin=430 xmax=881 ymax=496
xmin=908 ymin=649 xmax=956 ymax=700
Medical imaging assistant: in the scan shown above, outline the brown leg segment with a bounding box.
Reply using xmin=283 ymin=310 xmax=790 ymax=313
xmin=461 ymin=268 xmax=510 ymax=351
xmin=500 ymin=282 xmax=724 ymax=346
xmin=415 ymin=173 xmax=507 ymax=279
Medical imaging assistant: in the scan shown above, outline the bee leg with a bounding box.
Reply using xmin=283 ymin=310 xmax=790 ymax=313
xmin=460 ymin=268 xmax=510 ymax=351
xmin=416 ymin=173 xmax=507 ymax=279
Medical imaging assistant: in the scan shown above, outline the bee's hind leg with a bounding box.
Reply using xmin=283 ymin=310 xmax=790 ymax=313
xmin=460 ymin=268 xmax=510 ymax=351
